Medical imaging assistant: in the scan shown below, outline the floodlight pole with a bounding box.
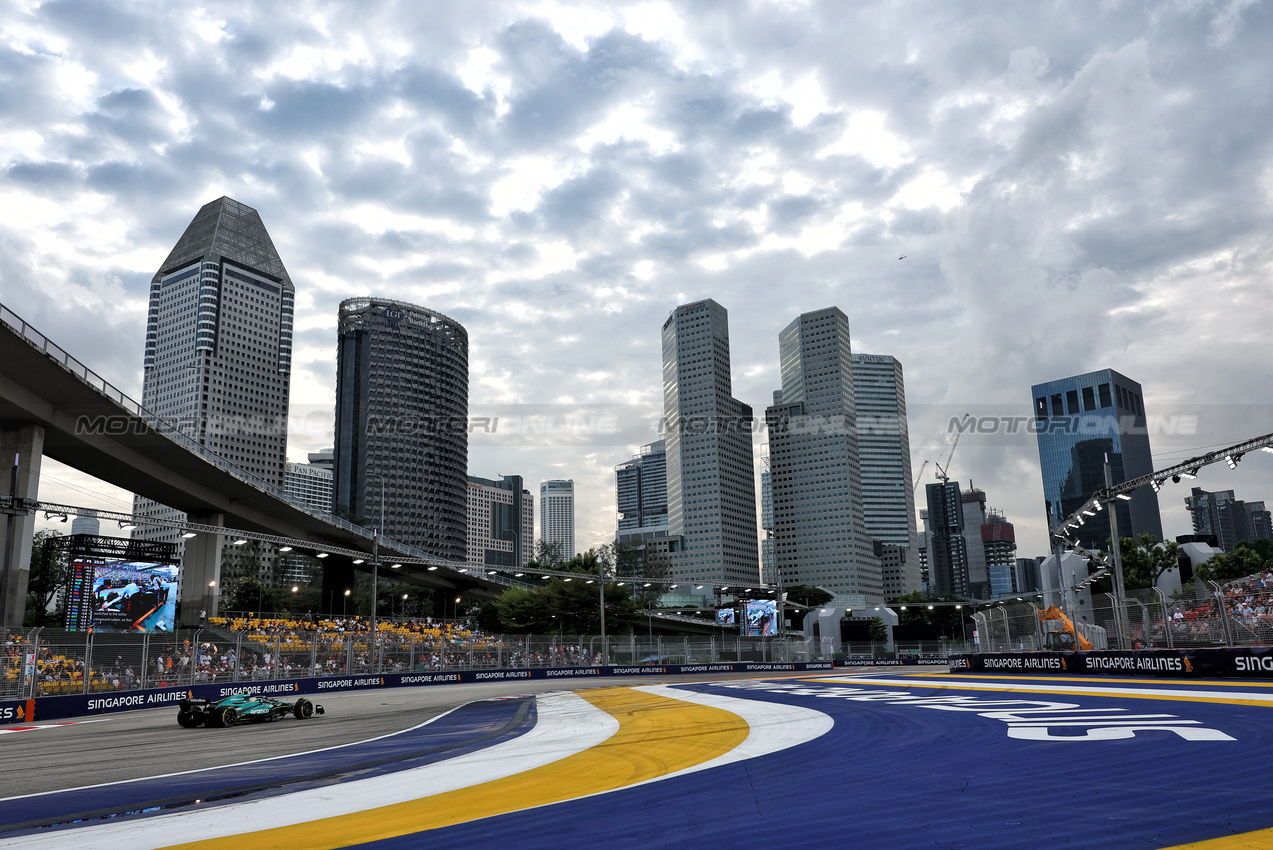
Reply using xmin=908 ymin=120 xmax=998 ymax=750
xmin=599 ymin=554 xmax=606 ymax=664
xmin=1105 ymin=458 xmax=1128 ymax=650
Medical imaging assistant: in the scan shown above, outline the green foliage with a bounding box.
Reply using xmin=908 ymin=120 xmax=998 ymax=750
xmin=479 ymin=559 xmax=641 ymax=635
xmin=1194 ymin=539 xmax=1273 ymax=584
xmin=784 ymin=585 xmax=834 ymax=608
xmin=228 ymin=576 xmax=281 ymax=614
xmin=609 ymin=542 xmax=673 ymax=606
xmin=26 ymin=530 xmax=69 ymax=626
xmin=1088 ymin=534 xmax=1178 ymax=594
xmin=375 ymin=581 xmax=433 ymax=619
xmin=534 ymin=540 xmax=567 ymax=567
xmin=868 ymin=617 xmax=888 ymax=643
xmin=892 ymin=590 xmax=969 ymax=639
xmin=1119 ymin=534 xmax=1179 ymax=591
xmin=279 ymin=584 xmax=323 ymax=615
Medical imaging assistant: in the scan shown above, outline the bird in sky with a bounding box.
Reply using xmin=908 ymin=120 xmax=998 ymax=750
xmin=898 ymin=255 xmax=907 ymax=260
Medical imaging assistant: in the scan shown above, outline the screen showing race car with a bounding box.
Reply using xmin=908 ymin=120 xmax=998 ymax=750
xmin=741 ymin=599 xmax=778 ymax=637
xmin=715 ymin=607 xmax=736 ymax=626
xmin=65 ymin=558 xmax=180 ymax=633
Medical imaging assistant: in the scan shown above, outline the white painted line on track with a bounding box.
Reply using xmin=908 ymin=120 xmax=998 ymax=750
xmin=0 ymin=691 xmax=615 ymax=850
xmin=807 ymin=675 xmax=1273 ymax=704
xmin=0 ymin=703 xmax=469 ymax=803
xmin=0 ymin=719 xmax=110 ymax=736
xmin=631 ymin=684 xmax=834 ymax=780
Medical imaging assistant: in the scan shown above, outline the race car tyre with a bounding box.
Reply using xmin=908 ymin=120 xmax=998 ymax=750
xmin=211 ymin=706 xmax=238 ymax=728
xmin=293 ymin=699 xmax=314 ymax=720
xmin=176 ymin=710 xmax=202 ymax=728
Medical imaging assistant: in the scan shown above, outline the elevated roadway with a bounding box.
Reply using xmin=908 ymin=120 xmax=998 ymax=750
xmin=0 ymin=302 xmax=502 ymax=626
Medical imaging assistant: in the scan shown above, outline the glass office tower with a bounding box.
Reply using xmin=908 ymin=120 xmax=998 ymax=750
xmin=1031 ymin=368 xmax=1163 ymax=549
xmin=333 ymin=298 xmax=468 ymax=562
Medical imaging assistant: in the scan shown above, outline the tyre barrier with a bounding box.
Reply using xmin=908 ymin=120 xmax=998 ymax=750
xmin=0 ymin=661 xmax=834 ymax=725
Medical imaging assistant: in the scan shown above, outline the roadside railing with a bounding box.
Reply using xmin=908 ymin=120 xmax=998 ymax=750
xmin=1 ymin=627 xmax=818 ymax=701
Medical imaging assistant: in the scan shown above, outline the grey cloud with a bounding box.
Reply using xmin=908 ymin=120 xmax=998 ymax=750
xmin=497 ymin=25 xmax=666 ymax=150
xmin=5 ymin=1 xmax=1273 ymax=554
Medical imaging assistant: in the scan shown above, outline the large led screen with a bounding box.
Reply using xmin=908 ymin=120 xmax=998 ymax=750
xmin=742 ymin=599 xmax=778 ymax=637
xmin=715 ymin=607 xmax=736 ymax=626
xmin=66 ymin=559 xmax=180 ymax=633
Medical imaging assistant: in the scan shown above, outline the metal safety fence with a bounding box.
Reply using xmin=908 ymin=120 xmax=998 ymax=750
xmin=967 ymin=574 xmax=1273 ymax=653
xmin=1 ymin=626 xmax=816 ymax=701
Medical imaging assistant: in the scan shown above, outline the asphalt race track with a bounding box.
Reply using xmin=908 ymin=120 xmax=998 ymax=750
xmin=3 ymin=670 xmax=1273 ymax=849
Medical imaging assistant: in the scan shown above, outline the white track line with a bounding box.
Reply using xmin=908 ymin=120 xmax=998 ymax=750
xmin=807 ymin=675 xmax=1273 ymax=704
xmin=0 ymin=705 xmax=468 ymax=803
xmin=0 ymin=691 xmax=616 ymax=850
xmin=631 ymin=684 xmax=833 ymax=781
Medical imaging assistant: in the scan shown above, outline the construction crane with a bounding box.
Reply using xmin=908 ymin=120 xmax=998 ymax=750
xmin=912 ymin=459 xmax=930 ymax=492
xmin=934 ymin=413 xmax=971 ymax=484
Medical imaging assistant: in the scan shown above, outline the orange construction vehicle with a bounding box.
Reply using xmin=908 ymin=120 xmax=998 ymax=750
xmin=1037 ymin=606 xmax=1093 ymax=651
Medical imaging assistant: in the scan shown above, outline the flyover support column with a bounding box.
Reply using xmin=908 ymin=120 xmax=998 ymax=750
xmin=0 ymin=425 xmax=43 ymax=628
xmin=181 ymin=512 xmax=224 ymax=627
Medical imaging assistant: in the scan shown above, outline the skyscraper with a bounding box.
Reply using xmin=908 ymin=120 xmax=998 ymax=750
xmin=284 ymin=459 xmax=334 ymax=514
xmin=852 ymin=353 xmax=920 ymax=598
xmin=616 ymin=441 xmax=668 ymax=544
xmin=134 ymin=197 xmax=295 ymax=609
xmin=539 ymin=480 xmax=575 ymax=557
xmin=852 ymin=355 xmax=918 ymax=550
xmin=70 ymin=510 xmax=100 ymax=537
xmin=662 ymin=300 xmax=760 ymax=586
xmin=1031 ymin=369 xmax=1163 ymax=549
xmin=1185 ymin=487 xmax=1272 ymax=552
xmin=765 ymin=307 xmax=878 ymax=603
xmin=333 ymin=298 xmax=468 ymax=561
xmin=925 ymin=481 xmax=1018 ymax=599
xmin=924 ymin=481 xmax=968 ymax=597
xmin=760 ymin=464 xmax=775 ymax=584
xmin=468 ymin=475 xmax=534 ymax=568
xmin=281 ymin=455 xmax=334 ymax=585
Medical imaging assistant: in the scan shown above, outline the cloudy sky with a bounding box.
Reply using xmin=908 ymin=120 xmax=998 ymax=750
xmin=4 ymin=0 xmax=1272 ymax=560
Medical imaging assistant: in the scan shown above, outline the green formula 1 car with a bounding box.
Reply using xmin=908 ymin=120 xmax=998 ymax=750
xmin=177 ymin=693 xmax=324 ymax=728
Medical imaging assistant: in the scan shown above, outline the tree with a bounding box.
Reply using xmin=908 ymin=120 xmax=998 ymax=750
xmin=608 ymin=542 xmax=673 ymax=607
xmin=1195 ymin=539 xmax=1273 ymax=584
xmin=478 ymin=552 xmax=642 ymax=635
xmin=227 ymin=576 xmax=280 ymax=614
xmin=534 ymin=540 xmax=566 ymax=567
xmin=26 ymin=530 xmax=69 ymax=626
xmin=375 ymin=581 xmax=433 ymax=619
xmin=784 ymin=585 xmax=834 ymax=608
xmin=892 ymin=590 xmax=968 ymax=639
xmin=868 ymin=617 xmax=888 ymax=643
xmin=1119 ymin=534 xmax=1180 ymax=591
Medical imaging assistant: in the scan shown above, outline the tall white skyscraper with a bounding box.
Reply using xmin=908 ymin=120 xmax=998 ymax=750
xmin=662 ymin=300 xmax=760 ymax=586
xmin=539 ymin=480 xmax=575 ymax=557
xmin=765 ymin=307 xmax=879 ymax=604
xmin=133 ymin=198 xmax=295 ymax=608
xmin=851 ymin=353 xmax=921 ymax=597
